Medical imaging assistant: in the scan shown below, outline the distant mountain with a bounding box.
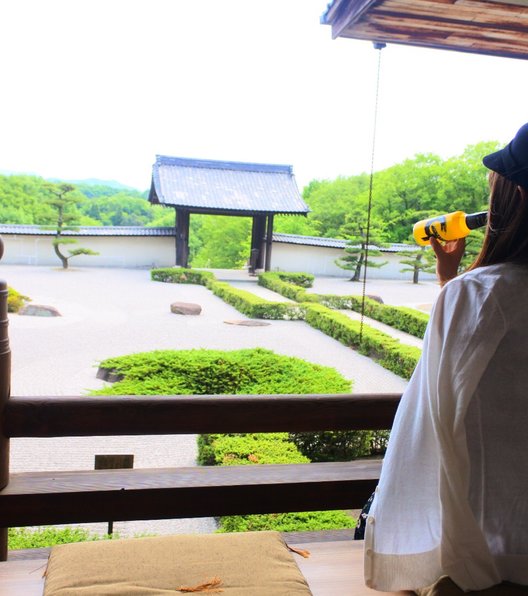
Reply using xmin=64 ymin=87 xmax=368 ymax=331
xmin=49 ymin=178 xmax=141 ymax=192
xmin=0 ymin=169 xmax=143 ymax=193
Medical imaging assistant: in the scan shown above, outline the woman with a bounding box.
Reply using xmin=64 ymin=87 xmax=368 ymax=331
xmin=365 ymin=123 xmax=528 ymax=593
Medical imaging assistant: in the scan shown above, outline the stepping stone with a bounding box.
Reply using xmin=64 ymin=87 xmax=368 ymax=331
xmin=224 ymin=320 xmax=271 ymax=326
xmin=170 ymin=302 xmax=202 ymax=315
xmin=19 ymin=304 xmax=61 ymax=317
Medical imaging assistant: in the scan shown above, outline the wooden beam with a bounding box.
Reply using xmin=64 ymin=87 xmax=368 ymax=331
xmin=0 ymin=281 xmax=10 ymax=562
xmin=0 ymin=461 xmax=381 ymax=527
xmin=3 ymin=394 xmax=401 ymax=438
xmin=265 ymin=214 xmax=274 ymax=272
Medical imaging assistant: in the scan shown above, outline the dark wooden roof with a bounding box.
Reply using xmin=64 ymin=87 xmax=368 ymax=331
xmin=322 ymin=0 xmax=528 ymax=60
xmin=148 ymin=155 xmax=309 ymax=216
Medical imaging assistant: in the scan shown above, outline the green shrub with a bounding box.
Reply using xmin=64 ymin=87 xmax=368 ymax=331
xmin=218 ymin=509 xmax=355 ymax=533
xmin=260 ymin=272 xmax=429 ymax=339
xmin=8 ymin=526 xmax=110 ymax=550
xmin=95 ymin=348 xmax=352 ymax=397
xmin=7 ymin=287 xmax=30 ymax=313
xmin=289 ymin=430 xmax=373 ymax=462
xmin=269 ymin=272 xmax=314 ymax=288
xmin=209 ymin=280 xmax=305 ymax=320
xmin=151 ymin=267 xmax=214 ymax=285
xmin=318 ymin=294 xmax=428 ymax=339
xmin=95 ymin=347 xmax=359 ymax=533
xmin=304 ymin=303 xmax=420 ymax=380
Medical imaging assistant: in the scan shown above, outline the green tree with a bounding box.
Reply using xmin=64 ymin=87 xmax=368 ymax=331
xmin=335 ymin=210 xmax=388 ymax=282
xmin=43 ymin=183 xmax=99 ymax=269
xmin=399 ymin=245 xmax=436 ymax=284
xmin=191 ymin=215 xmax=251 ymax=268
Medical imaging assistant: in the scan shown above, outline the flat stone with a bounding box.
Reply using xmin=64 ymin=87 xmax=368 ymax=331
xmin=170 ymin=302 xmax=202 ymax=315
xmin=224 ymin=320 xmax=271 ymax=327
xmin=19 ymin=304 xmax=61 ymax=317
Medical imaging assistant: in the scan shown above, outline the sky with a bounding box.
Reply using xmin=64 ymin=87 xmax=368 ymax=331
xmin=2 ymin=0 xmax=528 ymax=193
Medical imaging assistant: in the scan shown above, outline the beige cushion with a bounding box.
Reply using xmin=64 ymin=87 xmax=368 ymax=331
xmin=416 ymin=576 xmax=528 ymax=596
xmin=44 ymin=531 xmax=312 ymax=595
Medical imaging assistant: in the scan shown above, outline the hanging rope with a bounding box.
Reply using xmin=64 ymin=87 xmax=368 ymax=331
xmin=359 ymin=41 xmax=385 ymax=343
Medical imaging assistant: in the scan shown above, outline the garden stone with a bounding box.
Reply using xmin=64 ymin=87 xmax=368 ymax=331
xmin=19 ymin=304 xmax=61 ymax=317
xmin=367 ymin=295 xmax=384 ymax=304
xmin=170 ymin=302 xmax=202 ymax=315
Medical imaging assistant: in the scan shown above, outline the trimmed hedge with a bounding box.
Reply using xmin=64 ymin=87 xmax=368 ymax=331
xmin=151 ymin=268 xmax=215 ymax=285
xmin=304 ymin=303 xmax=420 ymax=380
xmin=150 ymin=267 xmax=421 ymax=380
xmin=259 ymin=271 xmax=429 ymax=339
xmin=151 ymin=267 xmax=304 ymax=320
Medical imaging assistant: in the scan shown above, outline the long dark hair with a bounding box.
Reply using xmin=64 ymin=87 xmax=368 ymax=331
xmin=470 ymin=172 xmax=528 ymax=269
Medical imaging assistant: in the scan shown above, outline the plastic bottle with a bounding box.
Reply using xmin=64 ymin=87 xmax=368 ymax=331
xmin=413 ymin=211 xmax=487 ymax=246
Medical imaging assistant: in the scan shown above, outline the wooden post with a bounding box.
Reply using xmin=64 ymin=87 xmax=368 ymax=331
xmin=264 ymin=214 xmax=274 ymax=272
xmin=175 ymin=209 xmax=190 ymax=268
xmin=95 ymin=454 xmax=134 ymax=535
xmin=0 ymin=271 xmax=11 ymax=560
xmin=250 ymin=215 xmax=266 ymax=272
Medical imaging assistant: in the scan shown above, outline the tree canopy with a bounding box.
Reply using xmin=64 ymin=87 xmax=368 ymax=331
xmin=0 ymin=140 xmax=499 ymax=268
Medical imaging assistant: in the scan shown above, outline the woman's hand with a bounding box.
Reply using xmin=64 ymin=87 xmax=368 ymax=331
xmin=429 ymin=237 xmax=465 ymax=287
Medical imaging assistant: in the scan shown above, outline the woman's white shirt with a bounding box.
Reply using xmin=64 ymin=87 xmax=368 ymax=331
xmin=365 ymin=262 xmax=528 ymax=591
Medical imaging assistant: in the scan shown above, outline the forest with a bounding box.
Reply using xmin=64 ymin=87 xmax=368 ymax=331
xmin=0 ymin=140 xmax=498 ymax=269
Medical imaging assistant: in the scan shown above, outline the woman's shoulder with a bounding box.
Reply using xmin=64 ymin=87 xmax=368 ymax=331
xmin=444 ymin=262 xmax=528 ymax=313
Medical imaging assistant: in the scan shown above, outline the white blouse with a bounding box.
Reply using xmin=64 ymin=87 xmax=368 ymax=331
xmin=365 ymin=262 xmax=528 ymax=592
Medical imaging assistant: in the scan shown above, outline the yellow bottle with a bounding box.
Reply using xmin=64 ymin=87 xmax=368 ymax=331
xmin=413 ymin=211 xmax=487 ymax=246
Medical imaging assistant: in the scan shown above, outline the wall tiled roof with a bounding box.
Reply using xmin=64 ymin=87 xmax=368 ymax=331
xmin=0 ymin=225 xmax=174 ymax=237
xmin=149 ymin=155 xmax=309 ymax=215
xmin=273 ymin=233 xmax=420 ymax=253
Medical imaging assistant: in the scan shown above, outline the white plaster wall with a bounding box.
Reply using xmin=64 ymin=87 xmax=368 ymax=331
xmin=1 ymin=235 xmax=176 ymax=269
xmin=270 ymin=243 xmax=437 ymax=281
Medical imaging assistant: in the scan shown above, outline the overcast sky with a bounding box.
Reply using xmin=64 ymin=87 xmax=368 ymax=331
xmin=2 ymin=0 xmax=528 ymax=192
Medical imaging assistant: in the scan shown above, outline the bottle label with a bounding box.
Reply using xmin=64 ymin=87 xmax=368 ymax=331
xmin=422 ymin=215 xmax=447 ymax=242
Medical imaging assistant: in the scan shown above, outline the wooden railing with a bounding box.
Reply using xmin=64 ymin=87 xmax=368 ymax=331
xmin=0 ymin=270 xmax=401 ymax=562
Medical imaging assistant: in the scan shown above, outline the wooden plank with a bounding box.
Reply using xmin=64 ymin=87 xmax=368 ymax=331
xmin=0 ymin=461 xmax=381 ymax=527
xmin=0 ymin=540 xmax=412 ymax=596
xmin=3 ymin=394 xmax=400 ymax=438
xmin=293 ymin=540 xmax=412 ymax=596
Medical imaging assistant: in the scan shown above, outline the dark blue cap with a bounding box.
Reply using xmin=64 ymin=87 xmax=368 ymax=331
xmin=483 ymin=123 xmax=528 ymax=190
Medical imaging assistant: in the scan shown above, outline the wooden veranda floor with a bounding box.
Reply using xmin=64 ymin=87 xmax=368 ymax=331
xmin=0 ymin=532 xmax=411 ymax=595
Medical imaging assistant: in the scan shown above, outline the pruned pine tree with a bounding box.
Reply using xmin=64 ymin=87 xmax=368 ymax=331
xmin=335 ymin=212 xmax=388 ymax=282
xmin=399 ymin=245 xmax=436 ymax=284
xmin=43 ymin=183 xmax=99 ymax=269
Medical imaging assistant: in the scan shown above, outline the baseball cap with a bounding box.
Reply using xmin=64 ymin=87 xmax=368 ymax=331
xmin=483 ymin=123 xmax=528 ymax=190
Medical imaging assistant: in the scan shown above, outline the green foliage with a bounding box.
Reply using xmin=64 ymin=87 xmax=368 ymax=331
xmin=7 ymin=287 xmax=30 ymax=312
xmin=271 ymin=272 xmax=314 ymax=288
xmin=218 ymin=510 xmax=355 ymax=533
xmin=95 ymin=348 xmax=352 ymax=397
xmin=8 ymin=526 xmax=110 ymax=550
xmin=151 ymin=267 xmax=215 ymax=285
xmin=260 ymin=273 xmax=429 ymax=340
xmin=335 ymin=208 xmax=388 ymax=281
xmin=304 ymin=303 xmax=421 ymax=380
xmin=258 ymin=272 xmax=315 ymax=303
xmin=94 ymin=347 xmax=355 ymax=534
xmin=398 ymin=245 xmax=436 ymax=284
xmin=191 ymin=215 xmax=251 ymax=268
xmin=289 ymin=430 xmax=372 ymax=462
